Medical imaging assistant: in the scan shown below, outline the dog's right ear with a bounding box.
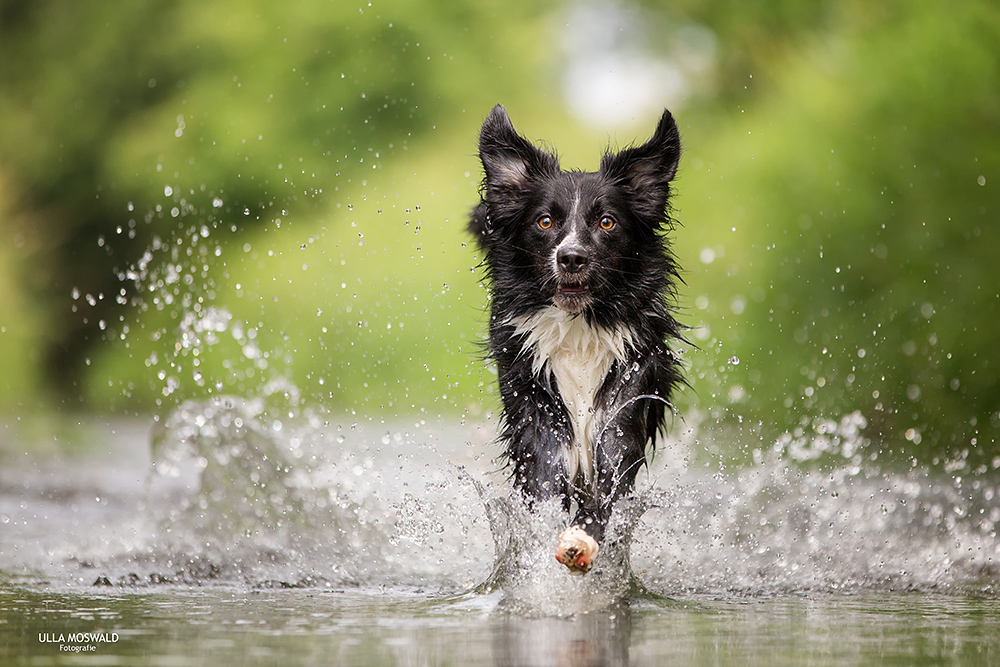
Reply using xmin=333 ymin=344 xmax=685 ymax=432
xmin=479 ymin=105 xmax=558 ymax=195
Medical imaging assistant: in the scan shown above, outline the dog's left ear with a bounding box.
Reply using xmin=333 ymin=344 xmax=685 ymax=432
xmin=600 ymin=109 xmax=681 ymax=211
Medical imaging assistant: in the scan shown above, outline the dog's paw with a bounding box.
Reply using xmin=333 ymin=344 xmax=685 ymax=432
xmin=555 ymin=525 xmax=600 ymax=574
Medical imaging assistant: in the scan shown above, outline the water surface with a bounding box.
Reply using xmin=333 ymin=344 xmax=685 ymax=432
xmin=1 ymin=405 xmax=998 ymax=665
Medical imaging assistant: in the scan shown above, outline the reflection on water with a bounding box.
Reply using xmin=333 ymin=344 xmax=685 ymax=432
xmin=1 ymin=401 xmax=1000 ymax=664
xmin=493 ymin=605 xmax=634 ymax=667
xmin=2 ymin=587 xmax=999 ymax=666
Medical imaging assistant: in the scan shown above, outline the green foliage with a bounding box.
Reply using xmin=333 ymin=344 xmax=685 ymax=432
xmin=0 ymin=0 xmax=998 ymax=460
xmin=679 ymin=0 xmax=1000 ymax=459
xmin=0 ymin=0 xmax=551 ymax=413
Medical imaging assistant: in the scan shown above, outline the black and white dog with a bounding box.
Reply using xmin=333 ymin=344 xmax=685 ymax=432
xmin=469 ymin=105 xmax=685 ymax=573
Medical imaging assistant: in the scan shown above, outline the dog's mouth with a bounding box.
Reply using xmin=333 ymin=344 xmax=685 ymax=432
xmin=557 ymin=282 xmax=588 ymax=295
xmin=554 ymin=281 xmax=591 ymax=312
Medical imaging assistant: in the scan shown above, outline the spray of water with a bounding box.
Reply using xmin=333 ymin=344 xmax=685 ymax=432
xmin=130 ymin=397 xmax=1000 ymax=609
xmin=69 ymin=197 xmax=996 ymax=608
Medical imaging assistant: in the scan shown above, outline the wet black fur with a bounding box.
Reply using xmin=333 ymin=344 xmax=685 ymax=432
xmin=469 ymin=105 xmax=685 ymax=546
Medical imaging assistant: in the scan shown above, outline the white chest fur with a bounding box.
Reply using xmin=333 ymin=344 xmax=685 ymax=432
xmin=509 ymin=306 xmax=633 ymax=485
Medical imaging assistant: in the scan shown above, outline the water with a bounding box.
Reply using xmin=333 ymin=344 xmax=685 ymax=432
xmin=5 ymin=588 xmax=999 ymax=666
xmin=2 ymin=403 xmax=999 ymax=665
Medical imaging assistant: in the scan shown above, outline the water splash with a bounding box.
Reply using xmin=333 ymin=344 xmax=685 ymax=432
xmin=113 ymin=193 xmax=289 ymax=410
xmin=140 ymin=399 xmax=494 ymax=590
xmin=143 ymin=396 xmax=656 ymax=610
xmin=6 ymin=397 xmax=997 ymax=604
xmin=470 ymin=480 xmax=647 ymax=616
xmin=631 ymin=414 xmax=1000 ymax=596
xmin=136 ymin=401 xmax=1000 ymax=600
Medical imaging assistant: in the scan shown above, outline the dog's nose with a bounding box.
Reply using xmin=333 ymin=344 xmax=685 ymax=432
xmin=557 ymin=246 xmax=588 ymax=273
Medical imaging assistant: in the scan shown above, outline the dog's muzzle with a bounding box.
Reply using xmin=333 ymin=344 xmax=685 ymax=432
xmin=556 ymin=245 xmax=588 ymax=275
xmin=553 ymin=245 xmax=591 ymax=311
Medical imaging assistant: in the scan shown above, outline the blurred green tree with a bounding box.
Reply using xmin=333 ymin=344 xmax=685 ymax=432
xmin=679 ymin=0 xmax=1000 ymax=461
xmin=0 ymin=0 xmax=545 ymax=409
xmin=1 ymin=0 xmax=997 ymax=465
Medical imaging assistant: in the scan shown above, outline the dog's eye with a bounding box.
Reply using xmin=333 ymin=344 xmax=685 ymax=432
xmin=537 ymin=215 xmax=553 ymax=230
xmin=599 ymin=216 xmax=615 ymax=230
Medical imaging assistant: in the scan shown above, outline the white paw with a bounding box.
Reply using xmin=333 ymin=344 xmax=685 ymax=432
xmin=555 ymin=525 xmax=600 ymax=574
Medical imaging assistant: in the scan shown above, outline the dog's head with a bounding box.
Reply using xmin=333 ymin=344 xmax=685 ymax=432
xmin=471 ymin=105 xmax=681 ymax=318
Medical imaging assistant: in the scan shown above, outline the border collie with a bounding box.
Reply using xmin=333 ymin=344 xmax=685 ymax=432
xmin=468 ymin=105 xmax=685 ymax=573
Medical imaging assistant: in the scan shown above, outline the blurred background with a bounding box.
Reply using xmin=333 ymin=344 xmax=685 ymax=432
xmin=0 ymin=0 xmax=997 ymax=464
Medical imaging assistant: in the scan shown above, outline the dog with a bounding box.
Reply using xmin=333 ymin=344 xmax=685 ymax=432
xmin=468 ymin=105 xmax=685 ymax=573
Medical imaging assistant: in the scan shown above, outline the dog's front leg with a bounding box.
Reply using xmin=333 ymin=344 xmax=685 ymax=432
xmin=555 ymin=434 xmax=646 ymax=574
xmin=556 ymin=391 xmax=652 ymax=574
xmin=510 ymin=421 xmax=573 ymax=510
xmin=499 ymin=373 xmax=576 ymax=511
